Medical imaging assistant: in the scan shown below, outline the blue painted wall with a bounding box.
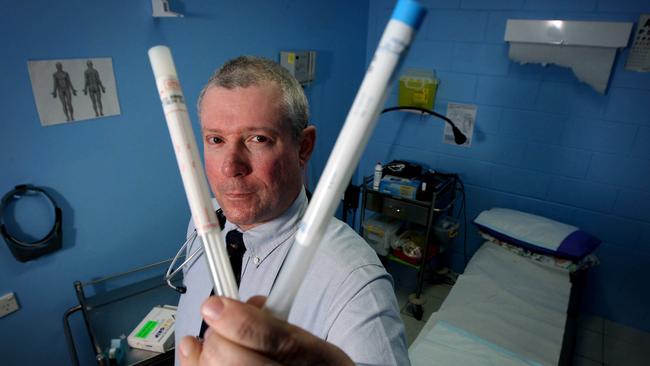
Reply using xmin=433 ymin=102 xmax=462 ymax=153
xmin=2 ymin=0 xmax=649 ymax=363
xmin=362 ymin=0 xmax=650 ymax=332
xmin=0 ymin=1 xmax=368 ymax=364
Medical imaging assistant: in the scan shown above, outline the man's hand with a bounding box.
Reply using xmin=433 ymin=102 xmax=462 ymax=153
xmin=179 ymin=296 xmax=354 ymax=366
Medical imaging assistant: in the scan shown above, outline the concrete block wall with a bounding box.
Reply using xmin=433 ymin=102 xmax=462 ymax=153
xmin=362 ymin=0 xmax=650 ymax=331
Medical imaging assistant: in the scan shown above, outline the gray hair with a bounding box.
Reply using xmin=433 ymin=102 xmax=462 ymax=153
xmin=197 ymin=56 xmax=309 ymax=140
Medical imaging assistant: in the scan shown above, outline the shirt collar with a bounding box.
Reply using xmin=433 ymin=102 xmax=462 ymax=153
xmin=222 ymin=187 xmax=307 ymax=265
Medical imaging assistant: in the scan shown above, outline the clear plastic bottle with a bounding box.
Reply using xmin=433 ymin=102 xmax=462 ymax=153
xmin=373 ymin=162 xmax=383 ymax=190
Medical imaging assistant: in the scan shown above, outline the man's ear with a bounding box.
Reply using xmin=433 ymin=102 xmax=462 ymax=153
xmin=298 ymin=125 xmax=316 ymax=168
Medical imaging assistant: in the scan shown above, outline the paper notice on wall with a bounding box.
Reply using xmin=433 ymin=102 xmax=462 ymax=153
xmin=444 ymin=102 xmax=476 ymax=147
xmin=625 ymin=14 xmax=650 ymax=72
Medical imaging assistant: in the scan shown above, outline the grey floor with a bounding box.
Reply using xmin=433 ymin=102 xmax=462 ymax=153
xmin=573 ymin=314 xmax=650 ymax=366
xmin=394 ymin=280 xmax=451 ymax=346
xmin=392 ymin=280 xmax=650 ymax=365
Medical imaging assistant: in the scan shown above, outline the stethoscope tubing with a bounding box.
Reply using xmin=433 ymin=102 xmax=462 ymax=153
xmin=165 ymin=230 xmax=201 ymax=293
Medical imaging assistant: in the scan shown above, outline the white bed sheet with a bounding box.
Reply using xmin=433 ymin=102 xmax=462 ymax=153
xmin=409 ymin=242 xmax=572 ymax=366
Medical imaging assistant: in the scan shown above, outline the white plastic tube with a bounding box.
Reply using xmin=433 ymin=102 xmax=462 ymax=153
xmin=265 ymin=0 xmax=425 ymax=319
xmin=148 ymin=46 xmax=238 ymax=299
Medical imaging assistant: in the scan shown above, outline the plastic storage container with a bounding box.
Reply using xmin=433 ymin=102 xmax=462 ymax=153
xmin=363 ymin=214 xmax=402 ymax=256
xmin=433 ymin=215 xmax=459 ymax=244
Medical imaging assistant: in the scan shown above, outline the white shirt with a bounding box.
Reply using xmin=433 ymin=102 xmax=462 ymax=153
xmin=175 ymin=190 xmax=409 ymax=365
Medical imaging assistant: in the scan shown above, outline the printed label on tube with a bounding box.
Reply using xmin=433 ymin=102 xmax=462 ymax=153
xmin=155 ymin=75 xmax=219 ymax=235
xmin=156 ymin=77 xmax=188 ymax=113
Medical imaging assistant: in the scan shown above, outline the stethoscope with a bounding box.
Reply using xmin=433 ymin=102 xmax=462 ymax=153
xmin=165 ymin=209 xmax=226 ymax=294
xmin=166 ymin=192 xmax=309 ymax=295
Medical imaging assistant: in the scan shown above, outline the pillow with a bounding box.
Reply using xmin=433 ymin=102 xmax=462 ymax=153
xmin=473 ymin=208 xmax=601 ymax=261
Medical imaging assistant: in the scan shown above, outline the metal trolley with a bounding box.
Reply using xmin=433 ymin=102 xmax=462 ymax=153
xmin=359 ymin=174 xmax=457 ymax=320
xmin=63 ymin=260 xmax=180 ymax=365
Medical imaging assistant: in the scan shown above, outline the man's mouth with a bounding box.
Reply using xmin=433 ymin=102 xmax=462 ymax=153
xmin=224 ymin=192 xmax=254 ymax=200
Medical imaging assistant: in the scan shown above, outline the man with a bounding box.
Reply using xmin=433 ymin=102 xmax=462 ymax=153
xmin=83 ymin=60 xmax=106 ymax=117
xmin=51 ymin=62 xmax=77 ymax=121
xmin=175 ymin=56 xmax=408 ymax=365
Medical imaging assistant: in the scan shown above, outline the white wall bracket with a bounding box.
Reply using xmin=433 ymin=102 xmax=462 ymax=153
xmin=152 ymin=0 xmax=183 ymax=18
xmin=505 ymin=19 xmax=633 ymax=94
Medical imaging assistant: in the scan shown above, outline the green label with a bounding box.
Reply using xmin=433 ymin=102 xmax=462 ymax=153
xmin=136 ymin=320 xmax=158 ymax=339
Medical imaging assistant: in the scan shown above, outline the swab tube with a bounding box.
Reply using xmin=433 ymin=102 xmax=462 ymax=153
xmin=265 ymin=0 xmax=426 ymax=319
xmin=148 ymin=46 xmax=238 ymax=299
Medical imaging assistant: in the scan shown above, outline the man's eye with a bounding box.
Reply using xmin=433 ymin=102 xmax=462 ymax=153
xmin=207 ymin=136 xmax=223 ymax=144
xmin=251 ymin=135 xmax=269 ymax=143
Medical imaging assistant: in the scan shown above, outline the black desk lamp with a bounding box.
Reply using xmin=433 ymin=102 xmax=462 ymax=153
xmin=381 ymin=106 xmax=468 ymax=145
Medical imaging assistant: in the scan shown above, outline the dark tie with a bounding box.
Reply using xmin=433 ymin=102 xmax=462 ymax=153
xmin=199 ymin=229 xmax=246 ymax=339
xmin=225 ymin=230 xmax=246 ymax=286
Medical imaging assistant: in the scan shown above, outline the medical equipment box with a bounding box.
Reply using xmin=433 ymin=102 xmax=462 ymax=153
xmin=379 ymin=175 xmax=421 ymax=200
xmin=127 ymin=305 xmax=176 ymax=353
xmin=363 ymin=214 xmax=402 ymax=256
xmin=280 ymin=51 xmax=316 ymax=85
xmin=398 ymin=68 xmax=438 ymax=110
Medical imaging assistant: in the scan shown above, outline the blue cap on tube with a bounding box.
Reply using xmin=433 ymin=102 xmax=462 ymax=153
xmin=391 ymin=0 xmax=426 ymax=30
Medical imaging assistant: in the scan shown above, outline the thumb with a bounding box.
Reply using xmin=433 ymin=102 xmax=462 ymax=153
xmin=179 ymin=336 xmax=202 ymax=366
xmin=246 ymin=295 xmax=267 ymax=309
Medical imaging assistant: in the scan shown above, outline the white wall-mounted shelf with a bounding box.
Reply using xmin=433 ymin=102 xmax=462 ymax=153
xmin=504 ymin=19 xmax=633 ymax=94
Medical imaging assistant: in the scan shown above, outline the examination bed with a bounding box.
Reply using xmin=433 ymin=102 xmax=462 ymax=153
xmin=409 ymin=208 xmax=599 ymax=366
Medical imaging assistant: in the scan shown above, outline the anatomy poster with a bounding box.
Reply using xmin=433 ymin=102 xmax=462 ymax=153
xmin=27 ymin=58 xmax=121 ymax=127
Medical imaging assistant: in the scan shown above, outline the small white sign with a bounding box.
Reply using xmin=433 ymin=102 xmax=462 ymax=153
xmin=625 ymin=14 xmax=650 ymax=72
xmin=444 ymin=102 xmax=476 ymax=147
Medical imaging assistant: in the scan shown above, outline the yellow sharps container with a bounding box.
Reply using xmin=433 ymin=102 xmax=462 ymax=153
xmin=398 ymin=68 xmax=438 ymax=110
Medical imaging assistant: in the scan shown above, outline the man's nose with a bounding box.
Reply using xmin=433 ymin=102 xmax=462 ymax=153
xmin=221 ymin=141 xmax=251 ymax=177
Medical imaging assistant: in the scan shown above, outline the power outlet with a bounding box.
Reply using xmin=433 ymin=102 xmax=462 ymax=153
xmin=0 ymin=292 xmax=20 ymax=317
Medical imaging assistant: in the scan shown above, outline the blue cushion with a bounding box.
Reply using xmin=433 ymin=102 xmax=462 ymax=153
xmin=474 ymin=208 xmax=600 ymax=261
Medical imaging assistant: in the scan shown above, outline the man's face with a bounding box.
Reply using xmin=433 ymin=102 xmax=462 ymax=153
xmin=200 ymin=83 xmax=314 ymax=230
